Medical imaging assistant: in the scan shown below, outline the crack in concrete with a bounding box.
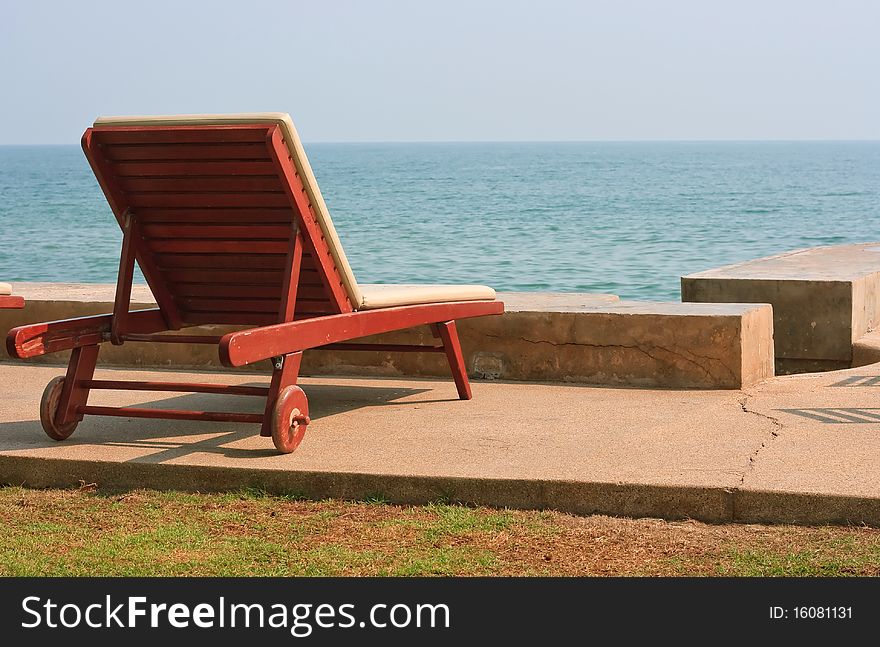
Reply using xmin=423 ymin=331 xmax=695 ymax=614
xmin=737 ymin=391 xmax=784 ymax=486
xmin=491 ymin=334 xmax=737 ymax=381
xmin=669 ymin=328 xmax=739 ymax=381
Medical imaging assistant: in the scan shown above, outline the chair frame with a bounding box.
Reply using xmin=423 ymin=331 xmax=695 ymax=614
xmin=0 ymin=296 xmax=24 ymax=309
xmin=6 ymin=122 xmax=503 ymax=453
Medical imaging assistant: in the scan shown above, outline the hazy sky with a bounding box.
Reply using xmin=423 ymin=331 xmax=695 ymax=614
xmin=2 ymin=0 xmax=878 ymax=143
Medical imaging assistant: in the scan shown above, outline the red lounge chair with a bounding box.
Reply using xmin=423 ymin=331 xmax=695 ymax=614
xmin=0 ymin=283 xmax=24 ymax=309
xmin=6 ymin=114 xmax=504 ymax=453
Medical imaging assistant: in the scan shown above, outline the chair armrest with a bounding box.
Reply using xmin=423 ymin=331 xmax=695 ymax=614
xmin=220 ymin=300 xmax=504 ymax=367
xmin=6 ymin=309 xmax=168 ymax=359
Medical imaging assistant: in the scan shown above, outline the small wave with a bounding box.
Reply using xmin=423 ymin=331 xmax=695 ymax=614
xmin=5 ymin=143 xmax=880 ymax=301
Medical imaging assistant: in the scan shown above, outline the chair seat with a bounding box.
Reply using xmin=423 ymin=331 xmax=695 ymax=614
xmin=0 ymin=282 xmax=12 ymax=296
xmin=358 ymin=284 xmax=496 ymax=310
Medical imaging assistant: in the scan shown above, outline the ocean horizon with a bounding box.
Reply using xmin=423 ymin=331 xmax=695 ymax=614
xmin=1 ymin=141 xmax=878 ymax=301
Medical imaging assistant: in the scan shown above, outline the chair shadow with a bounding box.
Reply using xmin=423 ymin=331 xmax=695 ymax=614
xmin=827 ymin=376 xmax=880 ymax=387
xmin=776 ymin=407 xmax=880 ymax=424
xmin=0 ymin=381 xmax=456 ymax=463
xmin=777 ymin=372 xmax=880 ymax=423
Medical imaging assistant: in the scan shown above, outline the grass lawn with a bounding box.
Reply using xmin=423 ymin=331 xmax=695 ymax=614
xmin=1 ymin=486 xmax=878 ymax=576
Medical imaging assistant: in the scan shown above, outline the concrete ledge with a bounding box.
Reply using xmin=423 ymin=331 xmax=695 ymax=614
xmin=683 ymin=243 xmax=880 ymax=372
xmin=4 ymin=456 xmax=878 ymax=525
xmin=1 ymin=283 xmax=774 ymax=389
xmin=734 ymin=490 xmax=880 ymax=527
xmin=0 ymin=456 xmax=737 ymax=522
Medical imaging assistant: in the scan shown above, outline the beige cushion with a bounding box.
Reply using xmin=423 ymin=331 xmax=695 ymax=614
xmin=0 ymin=282 xmax=11 ymax=296
xmin=93 ymin=113 xmax=497 ymax=311
xmin=358 ymin=284 xmax=496 ymax=310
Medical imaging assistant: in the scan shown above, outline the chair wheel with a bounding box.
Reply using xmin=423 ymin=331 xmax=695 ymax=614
xmin=271 ymin=385 xmax=310 ymax=454
xmin=40 ymin=376 xmax=78 ymax=441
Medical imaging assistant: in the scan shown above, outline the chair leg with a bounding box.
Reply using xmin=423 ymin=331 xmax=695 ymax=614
xmin=56 ymin=345 xmax=100 ymax=426
xmin=260 ymin=351 xmax=303 ymax=437
xmin=433 ymin=320 xmax=472 ymax=400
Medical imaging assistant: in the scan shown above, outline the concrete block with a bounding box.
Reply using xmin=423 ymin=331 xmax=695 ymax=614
xmin=683 ymin=243 xmax=880 ymax=367
xmin=1 ymin=284 xmax=774 ymax=389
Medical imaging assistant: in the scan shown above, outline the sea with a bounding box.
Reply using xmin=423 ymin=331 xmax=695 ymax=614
xmin=1 ymin=141 xmax=878 ymax=301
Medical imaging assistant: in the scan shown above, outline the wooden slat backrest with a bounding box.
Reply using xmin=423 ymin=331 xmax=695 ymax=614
xmin=82 ymin=124 xmax=353 ymax=328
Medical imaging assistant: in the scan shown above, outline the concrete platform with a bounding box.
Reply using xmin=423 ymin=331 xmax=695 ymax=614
xmin=683 ymin=243 xmax=880 ymax=372
xmin=1 ymin=283 xmax=773 ymax=389
xmin=1 ymin=362 xmax=877 ymax=526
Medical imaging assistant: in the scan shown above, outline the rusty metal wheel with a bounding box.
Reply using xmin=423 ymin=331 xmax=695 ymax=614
xmin=40 ymin=376 xmax=78 ymax=441
xmin=270 ymin=385 xmax=310 ymax=454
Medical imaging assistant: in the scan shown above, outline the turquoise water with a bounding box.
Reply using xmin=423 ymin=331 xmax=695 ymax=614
xmin=1 ymin=142 xmax=878 ymax=300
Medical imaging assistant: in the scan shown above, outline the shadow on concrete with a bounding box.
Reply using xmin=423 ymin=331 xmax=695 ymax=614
xmin=0 ymin=381 xmax=444 ymax=462
xmin=777 ymin=407 xmax=880 ymax=423
xmin=828 ymin=376 xmax=880 ymax=387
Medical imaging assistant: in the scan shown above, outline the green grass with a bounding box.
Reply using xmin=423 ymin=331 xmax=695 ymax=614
xmin=717 ymin=538 xmax=880 ymax=577
xmin=1 ymin=486 xmax=878 ymax=576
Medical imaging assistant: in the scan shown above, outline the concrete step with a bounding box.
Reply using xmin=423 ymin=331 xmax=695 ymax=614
xmin=682 ymin=243 xmax=880 ymax=373
xmin=1 ymin=283 xmax=774 ymax=389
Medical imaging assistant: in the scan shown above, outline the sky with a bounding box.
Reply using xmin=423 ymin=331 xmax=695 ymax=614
xmin=1 ymin=0 xmax=878 ymax=144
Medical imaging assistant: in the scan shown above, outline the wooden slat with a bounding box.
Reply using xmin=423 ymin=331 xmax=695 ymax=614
xmin=169 ymin=283 xmax=328 ymax=300
xmin=119 ymin=334 xmax=222 ymax=344
xmin=111 ymin=161 xmax=277 ymax=176
xmin=148 ymin=240 xmax=290 ymax=254
xmin=183 ymin=312 xmax=280 ymax=325
xmin=142 ymin=224 xmax=292 ymax=239
xmin=170 ymin=284 xmax=285 ymax=298
xmin=86 ymin=380 xmax=269 ymax=396
xmin=155 ymin=253 xmax=289 ymax=270
xmin=82 ymin=130 xmax=184 ymax=329
xmin=127 ymin=192 xmax=290 ymax=208
xmin=155 ymin=255 xmax=319 ymax=277
xmin=95 ymin=127 xmax=270 ymax=145
xmin=291 ymin=312 xmax=322 ymax=320
xmin=176 ymin=298 xmax=336 ymax=323
xmin=299 ymin=253 xmax=319 ymax=268
xmin=119 ymin=177 xmax=282 ymax=193
xmin=153 ymin=246 xmax=321 ymax=271
xmin=318 ymin=343 xmax=445 ymax=353
xmin=289 ymin=285 xmax=328 ymax=300
xmin=177 ymin=298 xmax=281 ymax=313
xmin=292 ymin=300 xmax=338 ymax=314
xmin=102 ymin=143 xmax=271 ymax=161
xmin=161 ymin=269 xmax=285 ymax=284
xmin=79 ymin=405 xmax=265 ymax=424
xmin=136 ymin=208 xmax=293 ymax=224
